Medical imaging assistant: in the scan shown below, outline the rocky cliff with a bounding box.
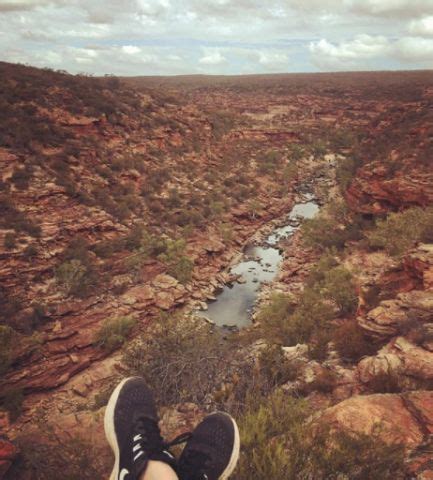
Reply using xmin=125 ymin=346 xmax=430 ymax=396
xmin=1 ymin=65 xmax=433 ymax=479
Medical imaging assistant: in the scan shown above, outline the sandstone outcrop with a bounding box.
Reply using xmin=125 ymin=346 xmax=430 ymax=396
xmin=358 ymin=337 xmax=433 ymax=388
xmin=321 ymin=391 xmax=433 ymax=449
xmin=359 ymin=290 xmax=433 ymax=339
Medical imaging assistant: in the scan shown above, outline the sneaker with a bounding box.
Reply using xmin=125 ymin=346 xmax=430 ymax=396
xmin=177 ymin=412 xmax=240 ymax=480
xmin=104 ymin=377 xmax=178 ymax=480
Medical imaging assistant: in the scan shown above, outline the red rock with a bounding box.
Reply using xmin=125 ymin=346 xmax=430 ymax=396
xmin=0 ymin=439 xmax=19 ymax=479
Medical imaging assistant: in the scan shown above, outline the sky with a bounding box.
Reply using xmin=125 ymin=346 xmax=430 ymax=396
xmin=1 ymin=0 xmax=433 ymax=75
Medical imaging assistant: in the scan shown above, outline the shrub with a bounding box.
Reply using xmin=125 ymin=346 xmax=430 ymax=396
xmin=1 ymin=388 xmax=24 ymax=421
xmin=258 ymin=345 xmax=300 ymax=387
xmin=7 ymin=431 xmax=106 ymax=480
xmin=23 ymin=243 xmax=38 ymax=258
xmin=168 ymin=256 xmax=194 ymax=284
xmin=257 ymin=289 xmax=334 ymax=346
xmin=0 ymin=325 xmax=14 ymax=374
xmin=301 ymin=215 xmax=347 ymax=251
xmin=123 ymin=314 xmax=226 ymax=405
xmin=157 ymin=238 xmax=194 ymax=284
xmin=55 ymin=259 xmax=87 ymax=296
xmin=304 ymin=369 xmax=337 ymax=394
xmin=333 ymin=320 xmax=376 ymax=362
xmin=320 ymin=265 xmax=358 ymax=315
xmin=367 ymin=206 xmax=433 ymax=256
xmin=335 ymin=155 xmax=361 ymax=192
xmin=235 ymin=391 xmax=406 ymax=480
xmin=365 ymin=372 xmax=402 ymax=394
xmin=256 ymin=293 xmax=295 ymax=339
xmin=94 ymin=316 xmax=136 ymax=352
xmin=4 ymin=232 xmax=16 ymax=249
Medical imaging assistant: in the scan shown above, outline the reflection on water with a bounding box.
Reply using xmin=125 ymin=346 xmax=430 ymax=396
xmin=196 ymin=199 xmax=319 ymax=328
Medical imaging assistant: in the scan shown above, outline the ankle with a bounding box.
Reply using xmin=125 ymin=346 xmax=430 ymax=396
xmin=140 ymin=460 xmax=179 ymax=480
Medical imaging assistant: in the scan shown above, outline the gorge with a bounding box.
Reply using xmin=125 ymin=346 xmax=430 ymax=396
xmin=0 ymin=63 xmax=432 ymax=479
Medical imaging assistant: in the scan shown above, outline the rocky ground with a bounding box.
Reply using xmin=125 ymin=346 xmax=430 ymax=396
xmin=1 ymin=64 xmax=433 ymax=478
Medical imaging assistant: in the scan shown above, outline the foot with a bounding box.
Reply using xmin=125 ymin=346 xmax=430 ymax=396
xmin=104 ymin=377 xmax=177 ymax=480
xmin=177 ymin=412 xmax=240 ymax=480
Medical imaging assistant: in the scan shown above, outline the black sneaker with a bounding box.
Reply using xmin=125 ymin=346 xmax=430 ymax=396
xmin=177 ymin=412 xmax=240 ymax=480
xmin=104 ymin=377 xmax=178 ymax=480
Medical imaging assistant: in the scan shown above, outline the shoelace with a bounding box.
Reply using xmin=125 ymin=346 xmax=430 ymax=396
xmin=135 ymin=417 xmax=192 ymax=458
xmin=178 ymin=444 xmax=213 ymax=480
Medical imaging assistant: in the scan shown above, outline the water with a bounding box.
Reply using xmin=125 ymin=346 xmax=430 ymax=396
xmin=196 ymin=198 xmax=319 ymax=328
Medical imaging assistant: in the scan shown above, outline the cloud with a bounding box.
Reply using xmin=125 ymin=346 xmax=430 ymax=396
xmin=409 ymin=16 xmax=433 ymax=36
xmin=122 ymin=45 xmax=141 ymax=54
xmin=347 ymin=0 xmax=433 ymax=17
xmin=393 ymin=36 xmax=433 ymax=62
xmin=309 ymin=34 xmax=390 ymax=69
xmin=199 ymin=48 xmax=226 ymax=65
xmin=1 ymin=0 xmax=433 ymax=74
xmin=310 ymin=32 xmax=433 ymax=70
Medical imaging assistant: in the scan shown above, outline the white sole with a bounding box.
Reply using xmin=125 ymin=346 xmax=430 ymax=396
xmin=219 ymin=414 xmax=241 ymax=480
xmin=104 ymin=377 xmax=135 ymax=480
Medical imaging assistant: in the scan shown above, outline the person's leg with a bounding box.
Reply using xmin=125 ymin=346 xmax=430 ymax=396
xmin=104 ymin=377 xmax=178 ymax=480
xmin=140 ymin=461 xmax=179 ymax=480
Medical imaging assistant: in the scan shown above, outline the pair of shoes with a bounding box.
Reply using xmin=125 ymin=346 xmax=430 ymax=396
xmin=104 ymin=377 xmax=240 ymax=480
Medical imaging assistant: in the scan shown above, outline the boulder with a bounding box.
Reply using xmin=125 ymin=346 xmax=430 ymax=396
xmin=358 ymin=337 xmax=433 ymax=387
xmin=321 ymin=391 xmax=433 ymax=449
xmin=359 ymin=290 xmax=433 ymax=338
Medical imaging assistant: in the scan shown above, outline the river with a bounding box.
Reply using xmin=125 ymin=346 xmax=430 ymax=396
xmin=196 ymin=195 xmax=319 ymax=328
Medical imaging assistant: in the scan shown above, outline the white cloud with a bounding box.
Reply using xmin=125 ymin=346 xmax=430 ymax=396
xmin=409 ymin=16 xmax=433 ymax=36
xmin=309 ymin=34 xmax=390 ymax=69
xmin=1 ymin=0 xmax=433 ymax=74
xmin=199 ymin=49 xmax=226 ymax=65
xmin=348 ymin=0 xmax=433 ymax=17
xmin=122 ymin=45 xmax=141 ymax=54
xmin=393 ymin=36 xmax=433 ymax=62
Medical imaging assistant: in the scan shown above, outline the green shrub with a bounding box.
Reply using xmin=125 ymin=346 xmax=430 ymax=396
xmin=7 ymin=431 xmax=106 ymax=480
xmin=365 ymin=372 xmax=402 ymax=394
xmin=236 ymin=391 xmax=406 ymax=480
xmin=0 ymin=325 xmax=14 ymax=374
xmin=258 ymin=345 xmax=300 ymax=387
xmin=55 ymin=259 xmax=87 ymax=296
xmin=1 ymin=388 xmax=24 ymax=421
xmin=367 ymin=206 xmax=433 ymax=256
xmin=335 ymin=155 xmax=361 ymax=192
xmin=123 ymin=314 xmax=226 ymax=405
xmin=94 ymin=316 xmax=136 ymax=352
xmin=257 ymin=289 xmax=334 ymax=346
xmin=333 ymin=320 xmax=376 ymax=362
xmin=320 ymin=265 xmax=358 ymax=315
xmin=301 ymin=215 xmax=347 ymax=251
xmin=4 ymin=232 xmax=16 ymax=249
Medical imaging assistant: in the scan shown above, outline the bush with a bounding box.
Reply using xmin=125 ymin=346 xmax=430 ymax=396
xmin=235 ymin=391 xmax=406 ymax=480
xmin=256 ymin=293 xmax=295 ymax=339
xmin=0 ymin=325 xmax=14 ymax=374
xmin=258 ymin=345 xmax=300 ymax=387
xmin=301 ymin=215 xmax=347 ymax=251
xmin=320 ymin=265 xmax=358 ymax=315
xmin=333 ymin=320 xmax=376 ymax=362
xmin=335 ymin=155 xmax=361 ymax=192
xmin=257 ymin=289 xmax=334 ymax=346
xmin=7 ymin=431 xmax=106 ymax=480
xmin=0 ymin=388 xmax=24 ymax=421
xmin=367 ymin=206 xmax=433 ymax=256
xmin=94 ymin=316 xmax=136 ymax=352
xmin=123 ymin=314 xmax=226 ymax=405
xmin=55 ymin=259 xmax=87 ymax=296
xmin=4 ymin=232 xmax=16 ymax=249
